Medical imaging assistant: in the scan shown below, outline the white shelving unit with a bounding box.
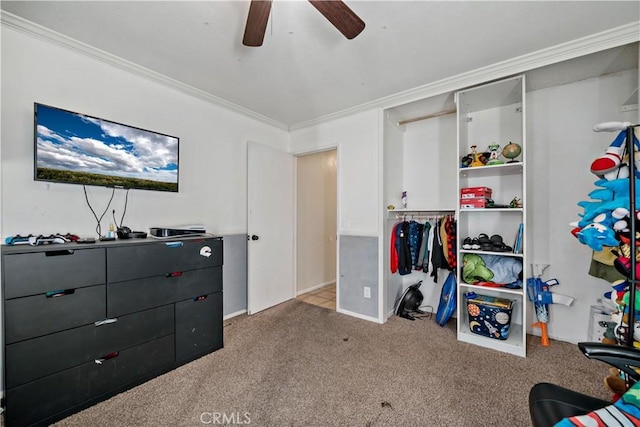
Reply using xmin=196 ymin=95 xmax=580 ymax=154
xmin=455 ymin=75 xmax=527 ymax=357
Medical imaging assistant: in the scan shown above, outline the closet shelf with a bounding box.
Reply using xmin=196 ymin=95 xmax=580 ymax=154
xmin=459 ymin=249 xmax=523 ymax=258
xmin=459 ymin=208 xmax=523 ymax=213
xmin=459 ymin=282 xmax=524 ymax=296
xmin=459 ymin=163 xmax=523 ymax=178
xmin=458 ymin=324 xmax=525 ymax=355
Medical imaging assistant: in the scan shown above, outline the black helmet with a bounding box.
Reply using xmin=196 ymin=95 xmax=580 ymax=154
xmin=395 ymin=281 xmax=424 ymax=320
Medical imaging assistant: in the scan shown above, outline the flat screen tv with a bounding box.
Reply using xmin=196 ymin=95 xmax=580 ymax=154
xmin=34 ymin=103 xmax=179 ymax=192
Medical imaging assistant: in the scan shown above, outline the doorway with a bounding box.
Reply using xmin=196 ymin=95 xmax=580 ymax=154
xmin=295 ymin=149 xmax=337 ymax=310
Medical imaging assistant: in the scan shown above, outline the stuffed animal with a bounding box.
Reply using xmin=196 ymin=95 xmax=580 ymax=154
xmin=575 ymin=220 xmax=620 ymax=251
xmin=572 ymin=177 xmax=640 ymax=252
xmin=604 ymin=279 xmax=628 ymax=306
xmin=591 ymin=130 xmax=640 ymax=179
xmin=577 ymin=178 xmax=640 ymax=227
xmin=462 ymin=253 xmax=494 ymax=283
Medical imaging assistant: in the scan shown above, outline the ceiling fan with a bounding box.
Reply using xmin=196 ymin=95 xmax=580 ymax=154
xmin=243 ymin=0 xmax=365 ymax=47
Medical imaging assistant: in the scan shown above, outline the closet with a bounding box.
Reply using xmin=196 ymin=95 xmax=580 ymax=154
xmin=382 ymin=42 xmax=638 ymax=355
xmin=383 ymin=92 xmax=457 ymax=317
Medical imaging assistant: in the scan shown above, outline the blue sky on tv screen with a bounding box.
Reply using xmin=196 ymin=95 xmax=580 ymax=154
xmin=36 ymin=104 xmax=178 ymax=183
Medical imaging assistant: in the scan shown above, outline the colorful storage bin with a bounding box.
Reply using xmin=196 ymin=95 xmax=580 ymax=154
xmin=466 ymin=292 xmax=514 ymax=340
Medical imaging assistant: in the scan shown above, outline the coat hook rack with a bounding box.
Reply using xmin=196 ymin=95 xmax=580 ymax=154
xmin=593 ymin=121 xmax=640 ymax=347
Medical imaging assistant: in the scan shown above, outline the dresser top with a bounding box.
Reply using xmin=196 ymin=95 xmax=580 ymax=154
xmin=2 ymin=234 xmax=222 ymax=255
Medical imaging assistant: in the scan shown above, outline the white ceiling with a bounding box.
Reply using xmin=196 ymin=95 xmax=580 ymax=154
xmin=2 ymin=1 xmax=639 ymax=128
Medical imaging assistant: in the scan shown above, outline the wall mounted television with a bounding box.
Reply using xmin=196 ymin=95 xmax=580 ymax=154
xmin=34 ymin=103 xmax=179 ymax=192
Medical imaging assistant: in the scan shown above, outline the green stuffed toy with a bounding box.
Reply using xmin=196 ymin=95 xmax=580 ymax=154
xmin=462 ymin=253 xmax=494 ymax=284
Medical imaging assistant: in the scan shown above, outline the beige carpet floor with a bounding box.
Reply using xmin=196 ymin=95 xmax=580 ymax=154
xmin=54 ymin=299 xmax=611 ymax=427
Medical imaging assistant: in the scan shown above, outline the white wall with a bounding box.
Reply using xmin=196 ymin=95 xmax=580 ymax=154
xmin=290 ymin=110 xmax=380 ymax=236
xmin=296 ymin=150 xmax=337 ymax=293
xmin=400 ymin=115 xmax=457 ymax=210
xmin=383 ymin=120 xmax=404 ymax=316
xmin=1 ymin=26 xmax=288 ymax=238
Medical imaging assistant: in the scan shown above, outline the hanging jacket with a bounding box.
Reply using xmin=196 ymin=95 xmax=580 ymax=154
xmin=416 ymin=222 xmax=429 ymax=271
xmin=396 ymin=221 xmax=412 ymax=275
xmin=408 ymin=220 xmax=424 ymax=270
xmin=440 ymin=217 xmax=450 ymax=266
xmin=430 ymin=218 xmax=450 ymax=283
xmin=423 ymin=222 xmax=434 ymax=273
xmin=390 ymin=222 xmax=399 ymax=273
xmin=445 ymin=216 xmax=457 ymax=270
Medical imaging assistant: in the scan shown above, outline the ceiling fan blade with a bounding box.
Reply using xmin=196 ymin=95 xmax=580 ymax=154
xmin=308 ymin=0 xmax=365 ymax=40
xmin=243 ymin=0 xmax=273 ymax=47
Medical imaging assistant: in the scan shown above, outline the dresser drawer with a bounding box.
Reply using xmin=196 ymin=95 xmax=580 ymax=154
xmin=5 ymin=284 xmax=106 ymax=344
xmin=107 ymin=266 xmax=221 ymax=317
xmin=174 ymin=265 xmax=221 ymax=302
xmin=3 ymin=248 xmax=105 ymax=299
xmin=6 ymin=304 xmax=174 ymax=388
xmin=106 ymin=238 xmax=222 ymax=283
xmin=5 ymin=334 xmax=175 ymax=427
xmin=176 ymin=292 xmax=223 ymax=362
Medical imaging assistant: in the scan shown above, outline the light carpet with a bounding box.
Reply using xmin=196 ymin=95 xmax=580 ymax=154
xmin=55 ymin=299 xmax=611 ymax=426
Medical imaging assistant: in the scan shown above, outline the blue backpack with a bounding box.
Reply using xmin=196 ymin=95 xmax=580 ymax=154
xmin=436 ymin=272 xmax=457 ymax=326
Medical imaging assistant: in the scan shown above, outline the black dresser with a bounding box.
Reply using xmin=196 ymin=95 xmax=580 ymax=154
xmin=1 ymin=236 xmax=223 ymax=426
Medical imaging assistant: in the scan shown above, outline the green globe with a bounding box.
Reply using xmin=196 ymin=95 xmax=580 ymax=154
xmin=502 ymin=142 xmax=522 ymax=163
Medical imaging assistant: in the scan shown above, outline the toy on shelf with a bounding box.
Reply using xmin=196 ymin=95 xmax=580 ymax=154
xmin=461 ymin=145 xmax=489 ymax=168
xmin=509 ymin=197 xmax=523 ymax=208
xmin=502 ymin=142 xmax=522 ymax=163
xmin=486 ymin=143 xmax=504 ymax=165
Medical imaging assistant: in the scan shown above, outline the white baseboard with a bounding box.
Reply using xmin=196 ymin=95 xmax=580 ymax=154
xmin=337 ymin=308 xmax=383 ymax=324
xmin=223 ymin=309 xmax=247 ymax=320
xmin=296 ymin=280 xmax=336 ymax=296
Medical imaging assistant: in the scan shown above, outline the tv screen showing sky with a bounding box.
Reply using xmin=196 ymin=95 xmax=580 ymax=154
xmin=35 ymin=103 xmax=179 ymax=191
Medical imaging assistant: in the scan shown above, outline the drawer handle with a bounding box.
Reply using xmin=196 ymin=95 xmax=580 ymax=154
xmin=45 ymin=249 xmax=75 ymax=256
xmin=95 ymin=351 xmax=119 ymax=364
xmin=194 ymin=295 xmax=208 ymax=302
xmin=94 ymin=318 xmax=118 ymax=327
xmin=165 ymin=271 xmax=183 ymax=278
xmin=45 ymin=289 xmax=75 ymax=298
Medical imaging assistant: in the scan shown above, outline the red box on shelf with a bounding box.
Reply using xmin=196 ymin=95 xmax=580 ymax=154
xmin=460 ymin=197 xmax=489 ymax=209
xmin=460 ymin=186 xmax=493 ymax=199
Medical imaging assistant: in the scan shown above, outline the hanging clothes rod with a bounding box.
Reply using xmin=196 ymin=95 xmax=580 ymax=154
xmin=397 ymin=109 xmax=457 ymax=126
xmin=394 ymin=213 xmax=454 ymax=221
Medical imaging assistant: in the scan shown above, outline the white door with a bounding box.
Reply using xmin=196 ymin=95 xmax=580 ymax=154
xmin=247 ymin=141 xmax=294 ymax=314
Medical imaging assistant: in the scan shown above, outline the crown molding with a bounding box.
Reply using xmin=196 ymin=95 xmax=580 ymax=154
xmin=289 ymin=20 xmax=640 ymax=131
xmin=0 ymin=11 xmax=289 ymax=131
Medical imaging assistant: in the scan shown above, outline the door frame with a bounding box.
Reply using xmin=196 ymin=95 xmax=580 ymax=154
xmin=292 ymin=145 xmax=340 ymax=311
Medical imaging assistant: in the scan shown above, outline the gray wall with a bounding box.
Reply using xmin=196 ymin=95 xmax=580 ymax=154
xmin=222 ymin=234 xmax=247 ymax=317
xmin=339 ymin=235 xmax=378 ymax=318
